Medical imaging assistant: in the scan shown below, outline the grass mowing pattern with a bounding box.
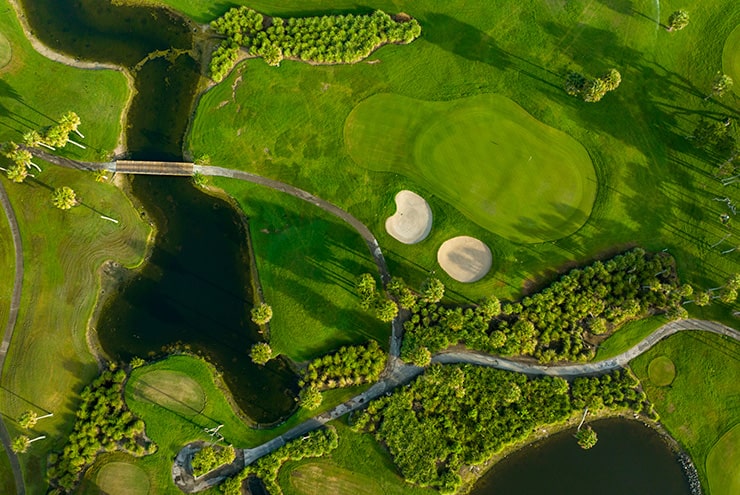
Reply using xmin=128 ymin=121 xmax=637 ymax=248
xmin=707 ymin=424 xmax=740 ymax=495
xmin=128 ymin=370 xmax=206 ymax=417
xmin=0 ymin=32 xmax=10 ymax=69
xmin=647 ymin=356 xmax=676 ymax=386
xmin=723 ymin=24 xmax=740 ymax=96
xmin=345 ymin=93 xmax=596 ymax=243
xmin=96 ymin=461 xmax=150 ymax=495
xmin=632 ymin=332 xmax=740 ymax=491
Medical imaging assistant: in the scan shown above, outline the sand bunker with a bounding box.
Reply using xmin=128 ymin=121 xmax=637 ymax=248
xmin=437 ymin=236 xmax=492 ymax=283
xmin=385 ymin=190 xmax=433 ymax=244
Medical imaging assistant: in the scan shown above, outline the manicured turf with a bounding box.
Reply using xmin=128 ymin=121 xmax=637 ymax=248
xmin=723 ymin=24 xmax=740 ymax=96
xmin=0 ymin=451 xmax=15 ymax=495
xmin=0 ymin=31 xmax=11 ymax=69
xmin=647 ymin=356 xmax=676 ymax=386
xmin=96 ymin=461 xmax=150 ymax=495
xmin=278 ymin=421 xmax=436 ymax=495
xmin=345 ymin=93 xmax=596 ymax=243
xmin=631 ymin=332 xmax=740 ymax=492
xmin=707 ymin=424 xmax=740 ymax=495
xmin=128 ymin=369 xmax=206 ymax=417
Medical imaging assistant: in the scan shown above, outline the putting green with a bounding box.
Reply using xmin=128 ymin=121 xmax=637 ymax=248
xmin=96 ymin=461 xmax=149 ymax=495
xmin=707 ymin=424 xmax=740 ymax=495
xmin=723 ymin=24 xmax=740 ymax=96
xmin=647 ymin=356 xmax=676 ymax=386
xmin=0 ymin=32 xmax=11 ymax=69
xmin=128 ymin=369 xmax=206 ymax=417
xmin=345 ymin=93 xmax=596 ymax=243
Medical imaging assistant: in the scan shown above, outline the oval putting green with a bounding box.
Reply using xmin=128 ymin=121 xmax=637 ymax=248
xmin=723 ymin=24 xmax=740 ymax=97
xmin=647 ymin=355 xmax=676 ymax=386
xmin=707 ymin=424 xmax=740 ymax=495
xmin=129 ymin=369 xmax=206 ymax=417
xmin=345 ymin=93 xmax=596 ymax=243
xmin=0 ymin=32 xmax=11 ymax=70
xmin=97 ymin=461 xmax=149 ymax=495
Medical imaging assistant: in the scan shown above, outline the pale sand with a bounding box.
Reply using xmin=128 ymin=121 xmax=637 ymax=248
xmin=385 ymin=190 xmax=433 ymax=244
xmin=437 ymin=236 xmax=492 ymax=283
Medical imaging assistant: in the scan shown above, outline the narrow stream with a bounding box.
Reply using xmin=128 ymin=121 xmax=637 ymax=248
xmin=19 ymin=0 xmax=299 ymax=423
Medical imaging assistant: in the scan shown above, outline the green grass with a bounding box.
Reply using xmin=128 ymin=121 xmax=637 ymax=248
xmin=647 ymin=355 xmax=676 ymax=386
xmin=706 ymin=424 xmax=740 ymax=495
xmin=0 ymin=2 xmax=149 ymax=491
xmin=128 ymin=369 xmax=206 ymax=417
xmin=595 ymin=316 xmax=668 ymax=361
xmin=0 ymin=450 xmax=16 ymax=495
xmin=345 ymin=93 xmax=596 ymax=243
xmin=723 ymin=24 xmax=740 ymax=96
xmin=211 ymin=179 xmax=389 ymax=362
xmin=631 ymin=332 xmax=740 ymax=493
xmin=278 ymin=421 xmax=436 ymax=495
xmin=95 ymin=461 xmax=150 ymax=495
xmin=0 ymin=31 xmax=11 ymax=69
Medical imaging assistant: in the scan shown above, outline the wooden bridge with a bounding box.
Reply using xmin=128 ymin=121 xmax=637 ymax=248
xmin=112 ymin=160 xmax=195 ymax=176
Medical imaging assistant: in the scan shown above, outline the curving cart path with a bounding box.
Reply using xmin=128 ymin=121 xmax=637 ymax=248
xmin=0 ymin=180 xmax=26 ymax=494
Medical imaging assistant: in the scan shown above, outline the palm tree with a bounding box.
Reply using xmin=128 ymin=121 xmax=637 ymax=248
xmin=250 ymin=303 xmax=273 ymax=325
xmin=667 ymin=10 xmax=689 ymax=32
xmin=60 ymin=111 xmax=84 ymax=138
xmin=22 ymin=130 xmax=55 ymax=150
xmin=11 ymin=434 xmax=45 ymax=454
xmin=17 ymin=410 xmax=53 ymax=430
xmin=51 ymin=186 xmax=78 ymax=210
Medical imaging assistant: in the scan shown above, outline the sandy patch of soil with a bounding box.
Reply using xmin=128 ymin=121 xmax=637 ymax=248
xmin=385 ymin=190 xmax=432 ymax=244
xmin=437 ymin=236 xmax=492 ymax=282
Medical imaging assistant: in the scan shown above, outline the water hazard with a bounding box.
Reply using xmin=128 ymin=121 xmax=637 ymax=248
xmin=19 ymin=0 xmax=299 ymax=423
xmin=470 ymin=418 xmax=691 ymax=495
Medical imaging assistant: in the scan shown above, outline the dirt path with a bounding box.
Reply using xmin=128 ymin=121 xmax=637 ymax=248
xmin=0 ymin=180 xmax=26 ymax=495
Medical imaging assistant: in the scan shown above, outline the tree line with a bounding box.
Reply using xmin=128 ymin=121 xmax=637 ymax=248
xmin=209 ymin=7 xmax=421 ymax=81
xmin=47 ymin=365 xmax=153 ymax=493
xmin=220 ymin=427 xmax=338 ymax=495
xmin=298 ymin=340 xmax=386 ymax=410
xmin=191 ymin=444 xmax=236 ymax=478
xmin=351 ymin=364 xmax=647 ymax=493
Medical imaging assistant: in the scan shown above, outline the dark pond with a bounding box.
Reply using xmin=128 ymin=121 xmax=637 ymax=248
xmin=470 ymin=418 xmax=691 ymax=495
xmin=20 ymin=0 xmax=299 ymax=423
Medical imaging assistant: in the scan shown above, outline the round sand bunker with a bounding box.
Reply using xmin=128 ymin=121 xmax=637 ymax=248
xmin=385 ymin=190 xmax=432 ymax=244
xmin=437 ymin=236 xmax=492 ymax=283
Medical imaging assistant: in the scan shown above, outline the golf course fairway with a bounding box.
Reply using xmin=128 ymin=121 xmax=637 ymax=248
xmin=723 ymin=24 xmax=740 ymax=96
xmin=345 ymin=93 xmax=596 ymax=243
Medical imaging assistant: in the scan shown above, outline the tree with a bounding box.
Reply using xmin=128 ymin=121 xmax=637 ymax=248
xmin=407 ymin=346 xmax=432 ymax=367
xmin=667 ymin=10 xmax=689 ymax=32
xmin=93 ymin=169 xmax=108 ymax=183
xmin=60 ymin=111 xmax=84 ymax=138
xmin=582 ymin=77 xmax=609 ymax=102
xmin=421 ymin=278 xmax=445 ymax=303
xmin=299 ymin=385 xmax=323 ymax=410
xmin=694 ymin=290 xmax=711 ymax=307
xmin=601 ymin=69 xmax=622 ymax=91
xmin=249 ymin=342 xmax=273 ymax=365
xmin=575 ymin=426 xmax=598 ymax=449
xmin=51 ymin=186 xmax=78 ymax=210
xmin=374 ymin=297 xmax=399 ymax=322
xmin=710 ymin=73 xmax=734 ymax=98
xmin=478 ymin=296 xmax=501 ymax=319
xmin=356 ymin=273 xmax=377 ymax=309
xmin=5 ymin=163 xmax=28 ymax=183
xmin=18 ymin=410 xmax=53 ymax=430
xmin=251 ymin=303 xmax=273 ymax=325
xmin=11 ymin=435 xmax=45 ymax=453
xmin=564 ymin=70 xmax=587 ymax=96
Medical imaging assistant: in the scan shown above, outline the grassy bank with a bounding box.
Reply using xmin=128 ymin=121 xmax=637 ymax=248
xmin=631 ymin=331 xmax=740 ymax=493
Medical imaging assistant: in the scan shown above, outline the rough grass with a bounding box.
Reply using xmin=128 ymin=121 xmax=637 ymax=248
xmin=595 ymin=316 xmax=668 ymax=361
xmin=278 ymin=421 xmax=436 ymax=495
xmin=631 ymin=332 xmax=740 ymax=492
xmin=128 ymin=369 xmax=206 ymax=417
xmin=647 ymin=356 xmax=676 ymax=386
xmin=723 ymin=24 xmax=740 ymax=96
xmin=95 ymin=461 xmax=150 ymax=495
xmin=706 ymin=424 xmax=740 ymax=495
xmin=345 ymin=93 xmax=597 ymax=243
xmin=0 ymin=451 xmax=15 ymax=495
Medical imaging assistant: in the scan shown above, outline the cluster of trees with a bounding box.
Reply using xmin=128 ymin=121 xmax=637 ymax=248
xmin=684 ymin=274 xmax=740 ymax=307
xmin=564 ymin=68 xmax=622 ymax=102
xmin=398 ymin=249 xmax=683 ymax=364
xmin=351 ymin=364 xmax=646 ymax=493
xmin=11 ymin=410 xmax=53 ymax=454
xmin=220 ymin=427 xmax=338 ymax=495
xmin=23 ymin=111 xmax=86 ymax=151
xmin=298 ymin=341 xmax=386 ymax=410
xmin=209 ymin=7 xmax=421 ymax=80
xmin=47 ymin=365 xmax=153 ymax=493
xmin=356 ymin=273 xmax=399 ymax=322
xmin=0 ymin=141 xmax=39 ymax=183
xmin=191 ymin=444 xmax=236 ymax=478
